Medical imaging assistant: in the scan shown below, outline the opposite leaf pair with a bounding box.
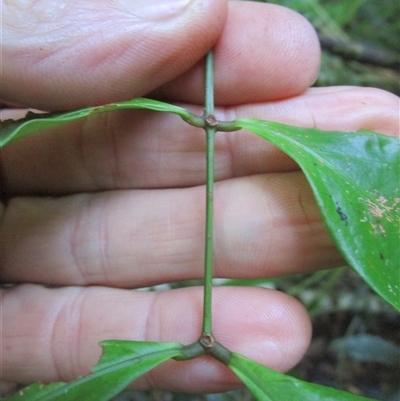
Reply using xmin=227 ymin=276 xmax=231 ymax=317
xmin=1 ymin=93 xmax=398 ymax=401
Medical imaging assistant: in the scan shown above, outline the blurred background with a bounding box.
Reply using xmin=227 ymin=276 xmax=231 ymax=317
xmin=121 ymin=0 xmax=400 ymax=399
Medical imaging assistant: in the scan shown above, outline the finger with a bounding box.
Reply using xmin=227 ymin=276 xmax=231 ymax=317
xmin=0 ymin=172 xmax=343 ymax=287
xmin=1 ymin=284 xmax=311 ymax=392
xmin=242 ymin=86 xmax=400 ymax=136
xmin=1 ymin=0 xmax=227 ymax=110
xmin=1 ymin=87 xmax=398 ymax=196
xmin=152 ymin=1 xmax=321 ymax=104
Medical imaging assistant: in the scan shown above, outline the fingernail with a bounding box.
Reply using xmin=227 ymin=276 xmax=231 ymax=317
xmin=117 ymin=0 xmax=193 ymax=21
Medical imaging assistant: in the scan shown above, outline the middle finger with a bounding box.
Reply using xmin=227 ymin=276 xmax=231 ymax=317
xmin=0 ymin=172 xmax=342 ymax=286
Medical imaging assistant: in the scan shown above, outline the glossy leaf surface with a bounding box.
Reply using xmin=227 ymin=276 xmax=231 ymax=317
xmin=237 ymin=118 xmax=400 ymax=310
xmin=0 ymin=98 xmax=192 ymax=147
xmin=229 ymin=352 xmax=376 ymax=401
xmin=5 ymin=341 xmax=184 ymax=401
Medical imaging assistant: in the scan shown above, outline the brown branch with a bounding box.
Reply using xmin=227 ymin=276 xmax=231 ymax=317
xmin=319 ymin=34 xmax=400 ymax=70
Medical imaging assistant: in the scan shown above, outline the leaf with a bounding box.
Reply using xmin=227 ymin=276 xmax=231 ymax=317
xmin=237 ymin=118 xmax=400 ymax=311
xmin=0 ymin=98 xmax=192 ymax=147
xmin=5 ymin=341 xmax=185 ymax=401
xmin=228 ymin=352 xmax=376 ymax=401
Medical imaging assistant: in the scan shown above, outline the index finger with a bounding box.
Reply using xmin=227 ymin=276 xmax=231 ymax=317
xmin=152 ymin=2 xmax=321 ymax=104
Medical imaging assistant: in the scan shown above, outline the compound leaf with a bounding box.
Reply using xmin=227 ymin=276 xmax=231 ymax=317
xmin=237 ymin=118 xmax=399 ymax=310
xmin=5 ymin=341 xmax=185 ymax=401
xmin=229 ymin=352 xmax=376 ymax=401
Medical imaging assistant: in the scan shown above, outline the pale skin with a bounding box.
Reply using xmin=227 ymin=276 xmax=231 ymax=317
xmin=1 ymin=0 xmax=399 ymax=395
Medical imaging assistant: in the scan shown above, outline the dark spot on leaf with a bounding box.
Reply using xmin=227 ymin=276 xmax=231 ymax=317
xmin=379 ymin=253 xmax=385 ymax=260
xmin=336 ymin=206 xmax=348 ymax=226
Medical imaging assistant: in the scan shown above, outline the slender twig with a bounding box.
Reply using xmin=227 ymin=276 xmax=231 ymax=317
xmin=176 ymin=51 xmax=232 ymax=364
xmin=319 ymin=34 xmax=400 ymax=69
xmin=202 ymin=51 xmax=216 ymax=336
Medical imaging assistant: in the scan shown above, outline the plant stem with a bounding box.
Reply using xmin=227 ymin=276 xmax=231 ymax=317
xmin=202 ymin=51 xmax=216 ymax=335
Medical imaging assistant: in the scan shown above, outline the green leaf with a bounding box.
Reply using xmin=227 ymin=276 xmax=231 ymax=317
xmin=237 ymin=118 xmax=400 ymax=310
xmin=5 ymin=341 xmax=184 ymax=401
xmin=0 ymin=98 xmax=192 ymax=147
xmin=228 ymin=352 xmax=376 ymax=401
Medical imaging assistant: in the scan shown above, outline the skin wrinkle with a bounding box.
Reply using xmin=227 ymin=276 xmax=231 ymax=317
xmin=87 ymin=193 xmax=123 ymax=285
xmin=12 ymin=286 xmax=72 ymax=379
xmin=142 ymin=291 xmax=176 ymax=391
xmin=68 ymin=195 xmax=93 ymax=285
xmin=74 ymin=289 xmax=98 ymax=380
xmin=49 ymin=287 xmax=94 ymax=381
xmin=50 ymin=298 xmax=65 ymax=381
xmin=96 ymin=195 xmax=113 ymax=285
xmin=135 ymin=290 xmax=203 ymax=391
xmin=50 ymin=289 xmax=83 ymax=381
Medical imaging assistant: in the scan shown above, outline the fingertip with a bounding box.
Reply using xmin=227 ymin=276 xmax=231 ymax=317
xmin=214 ymin=2 xmax=321 ymax=103
xmin=212 ymin=287 xmax=312 ymax=373
xmin=152 ymin=1 xmax=321 ymax=104
xmin=266 ymin=4 xmax=321 ymax=97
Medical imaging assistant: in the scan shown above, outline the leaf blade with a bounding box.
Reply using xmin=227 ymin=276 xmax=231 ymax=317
xmin=0 ymin=98 xmax=191 ymax=147
xmin=237 ymin=118 xmax=400 ymax=310
xmin=6 ymin=341 xmax=184 ymax=401
xmin=229 ymin=352 xmax=377 ymax=401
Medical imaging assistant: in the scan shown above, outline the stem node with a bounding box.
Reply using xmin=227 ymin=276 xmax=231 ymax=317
xmin=205 ymin=114 xmax=218 ymax=128
xmin=199 ymin=333 xmax=215 ymax=350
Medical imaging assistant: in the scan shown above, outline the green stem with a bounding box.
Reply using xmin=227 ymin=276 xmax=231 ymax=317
xmin=202 ymin=51 xmax=216 ymax=335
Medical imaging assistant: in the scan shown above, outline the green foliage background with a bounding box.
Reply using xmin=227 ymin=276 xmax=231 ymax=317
xmin=113 ymin=1 xmax=399 ymax=400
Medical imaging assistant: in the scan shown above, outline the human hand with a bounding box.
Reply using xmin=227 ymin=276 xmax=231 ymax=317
xmin=1 ymin=0 xmax=398 ymax=395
